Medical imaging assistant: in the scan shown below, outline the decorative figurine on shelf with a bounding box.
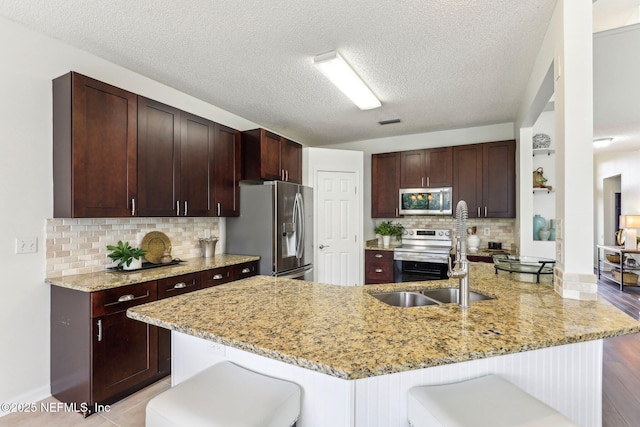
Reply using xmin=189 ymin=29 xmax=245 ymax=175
xmin=533 ymin=167 xmax=552 ymax=190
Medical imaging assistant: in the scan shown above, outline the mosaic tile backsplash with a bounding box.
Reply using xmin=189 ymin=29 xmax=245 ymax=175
xmin=46 ymin=217 xmax=220 ymax=278
xmin=373 ymin=216 xmax=516 ymax=251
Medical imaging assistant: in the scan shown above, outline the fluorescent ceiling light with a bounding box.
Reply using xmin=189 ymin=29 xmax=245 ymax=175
xmin=593 ymin=137 xmax=613 ymax=148
xmin=313 ymin=51 xmax=381 ymax=110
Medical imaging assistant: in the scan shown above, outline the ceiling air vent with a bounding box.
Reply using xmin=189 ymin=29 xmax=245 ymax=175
xmin=378 ymin=118 xmax=401 ymax=125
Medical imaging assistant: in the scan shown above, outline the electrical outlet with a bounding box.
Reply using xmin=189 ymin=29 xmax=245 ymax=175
xmin=16 ymin=237 xmax=37 ymax=254
xmin=483 ymin=227 xmax=490 ymax=236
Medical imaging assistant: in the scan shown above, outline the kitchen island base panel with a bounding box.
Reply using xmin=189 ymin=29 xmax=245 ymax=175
xmin=172 ymin=332 xmax=599 ymax=427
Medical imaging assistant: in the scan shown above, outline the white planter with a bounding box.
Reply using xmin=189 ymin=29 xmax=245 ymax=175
xmin=382 ymin=235 xmax=391 ymax=248
xmin=123 ymin=257 xmax=142 ymax=270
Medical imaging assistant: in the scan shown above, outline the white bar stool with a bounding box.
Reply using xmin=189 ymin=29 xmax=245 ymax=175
xmin=407 ymin=374 xmax=579 ymax=427
xmin=146 ymin=361 xmax=301 ymax=427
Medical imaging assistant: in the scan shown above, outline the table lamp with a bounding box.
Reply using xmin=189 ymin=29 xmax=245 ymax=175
xmin=619 ymin=215 xmax=640 ymax=250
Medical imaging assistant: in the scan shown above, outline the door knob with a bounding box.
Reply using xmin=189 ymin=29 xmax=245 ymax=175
xmin=319 ymin=244 xmax=330 ymax=249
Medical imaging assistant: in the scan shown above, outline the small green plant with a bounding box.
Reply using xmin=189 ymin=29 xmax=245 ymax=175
xmin=106 ymin=241 xmax=146 ymax=268
xmin=374 ymin=221 xmax=405 ymax=241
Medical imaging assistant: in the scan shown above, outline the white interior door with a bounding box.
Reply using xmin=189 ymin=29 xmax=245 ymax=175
xmin=316 ymin=171 xmax=359 ymax=286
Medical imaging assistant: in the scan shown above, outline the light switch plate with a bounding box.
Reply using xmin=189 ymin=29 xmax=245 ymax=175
xmin=16 ymin=237 xmax=37 ymax=254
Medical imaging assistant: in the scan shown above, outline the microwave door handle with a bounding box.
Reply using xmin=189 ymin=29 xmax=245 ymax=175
xmin=440 ymin=191 xmax=444 ymax=212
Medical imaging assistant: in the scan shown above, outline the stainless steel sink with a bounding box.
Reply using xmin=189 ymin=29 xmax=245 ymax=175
xmin=371 ymin=291 xmax=439 ymax=307
xmin=420 ymin=288 xmax=494 ymax=304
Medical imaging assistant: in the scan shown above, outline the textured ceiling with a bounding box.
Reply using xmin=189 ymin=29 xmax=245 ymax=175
xmin=0 ymin=0 xmax=559 ymax=146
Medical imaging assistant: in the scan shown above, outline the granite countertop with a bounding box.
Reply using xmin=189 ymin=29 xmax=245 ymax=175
xmin=46 ymin=254 xmax=260 ymax=292
xmin=127 ymin=263 xmax=640 ymax=380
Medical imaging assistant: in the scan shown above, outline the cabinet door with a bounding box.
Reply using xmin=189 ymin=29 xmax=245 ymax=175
xmin=260 ymin=129 xmax=282 ymax=180
xmin=137 ymin=97 xmax=181 ymax=216
xmin=482 ymin=140 xmax=515 ymax=218
xmin=372 ymin=152 xmax=401 ymax=218
xmin=212 ymin=124 xmax=241 ymax=217
xmin=425 ymin=146 xmax=452 ymax=187
xmin=92 ymin=311 xmax=158 ymax=402
xmin=452 ymin=144 xmax=483 ymax=218
xmin=400 ymin=150 xmax=426 ymax=188
xmin=180 ymin=113 xmax=213 ymax=217
xmin=53 ymin=72 xmax=137 ymax=218
xmin=281 ymin=139 xmax=302 ymax=183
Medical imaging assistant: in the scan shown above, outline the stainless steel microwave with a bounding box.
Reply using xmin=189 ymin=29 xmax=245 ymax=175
xmin=398 ymin=187 xmax=452 ymax=215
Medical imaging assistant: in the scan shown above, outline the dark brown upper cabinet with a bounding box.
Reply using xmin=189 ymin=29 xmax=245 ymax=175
xmin=400 ymin=147 xmax=452 ymax=188
xmin=371 ymin=152 xmax=401 ymax=218
xmin=137 ymin=98 xmax=211 ymax=217
xmin=452 ymin=140 xmax=515 ymax=218
xmin=242 ymin=128 xmax=302 ymax=184
xmin=53 ymin=72 xmax=137 ymax=218
xmin=211 ymin=124 xmax=241 ymax=217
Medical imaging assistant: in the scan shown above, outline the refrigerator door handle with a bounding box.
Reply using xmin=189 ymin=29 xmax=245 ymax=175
xmin=294 ymin=192 xmax=304 ymax=260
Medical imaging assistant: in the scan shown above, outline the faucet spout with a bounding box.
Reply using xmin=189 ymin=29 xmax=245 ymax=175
xmin=448 ymin=200 xmax=470 ymax=308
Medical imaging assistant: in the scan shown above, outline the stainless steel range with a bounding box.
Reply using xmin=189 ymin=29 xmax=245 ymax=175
xmin=393 ymin=228 xmax=453 ymax=282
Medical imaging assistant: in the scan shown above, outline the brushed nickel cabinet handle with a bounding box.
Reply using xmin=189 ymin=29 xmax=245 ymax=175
xmin=421 ymin=177 xmax=425 ymax=187
xmin=212 ymin=274 xmax=223 ymax=280
xmin=375 ymin=268 xmax=383 ymax=273
xmin=427 ymin=176 xmax=430 ymax=187
xmin=173 ymin=282 xmax=186 ymax=289
xmin=241 ymin=267 xmax=251 ymax=274
xmin=485 ymin=206 xmax=488 ymax=217
xmin=117 ymin=294 xmax=135 ymax=302
xmin=184 ymin=201 xmax=188 ymax=216
xmin=97 ymin=319 xmax=103 ymax=342
xmin=131 ymin=198 xmax=136 ymax=216
xmin=217 ymin=202 xmax=221 ymax=217
xmin=286 ymin=170 xmax=289 ymax=181
xmin=477 ymin=207 xmax=481 ymax=217
xmin=176 ymin=201 xmax=180 ymax=216
xmin=375 ymin=254 xmax=383 ymax=258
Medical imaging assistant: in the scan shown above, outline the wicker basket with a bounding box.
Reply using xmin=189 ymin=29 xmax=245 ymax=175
xmin=606 ymin=254 xmax=621 ymax=263
xmin=613 ymin=270 xmax=639 ymax=285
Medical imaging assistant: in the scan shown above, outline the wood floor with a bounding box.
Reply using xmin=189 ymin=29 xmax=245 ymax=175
xmin=599 ymin=277 xmax=640 ymax=427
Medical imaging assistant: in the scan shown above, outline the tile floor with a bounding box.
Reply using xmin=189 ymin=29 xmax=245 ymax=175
xmin=0 ymin=376 xmax=170 ymax=427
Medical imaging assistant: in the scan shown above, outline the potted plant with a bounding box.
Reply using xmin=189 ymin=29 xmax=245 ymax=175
xmin=106 ymin=240 xmax=147 ymax=270
xmin=374 ymin=221 xmax=405 ymax=248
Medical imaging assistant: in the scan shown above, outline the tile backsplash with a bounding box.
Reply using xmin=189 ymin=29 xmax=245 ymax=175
xmin=46 ymin=217 xmax=220 ymax=278
xmin=374 ymin=216 xmax=516 ymax=250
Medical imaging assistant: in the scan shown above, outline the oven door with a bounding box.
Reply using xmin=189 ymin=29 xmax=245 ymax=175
xmin=394 ymin=260 xmax=449 ymax=282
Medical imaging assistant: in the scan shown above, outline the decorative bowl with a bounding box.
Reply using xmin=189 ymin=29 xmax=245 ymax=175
xmin=532 ymin=133 xmax=551 ymax=149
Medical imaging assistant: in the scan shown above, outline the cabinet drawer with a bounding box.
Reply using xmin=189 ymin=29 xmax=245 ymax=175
xmin=200 ymin=266 xmax=235 ymax=289
xmin=234 ymin=261 xmax=259 ymax=280
xmin=91 ymin=281 xmax=157 ymax=317
xmin=365 ymin=250 xmax=394 ymax=284
xmin=157 ymin=273 xmax=200 ymax=299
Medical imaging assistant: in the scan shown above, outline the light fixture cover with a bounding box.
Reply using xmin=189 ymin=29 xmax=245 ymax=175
xmin=313 ymin=51 xmax=381 ymax=110
xmin=593 ymin=137 xmax=613 ymax=148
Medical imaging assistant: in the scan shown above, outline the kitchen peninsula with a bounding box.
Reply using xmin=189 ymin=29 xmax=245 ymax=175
xmin=127 ymin=264 xmax=640 ymax=427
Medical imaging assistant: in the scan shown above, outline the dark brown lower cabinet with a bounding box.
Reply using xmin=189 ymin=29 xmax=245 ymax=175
xmin=92 ymin=310 xmax=158 ymax=403
xmin=51 ymin=262 xmax=260 ymax=414
xmin=365 ymin=250 xmax=394 ymax=284
xmin=51 ymin=281 xmax=159 ymax=415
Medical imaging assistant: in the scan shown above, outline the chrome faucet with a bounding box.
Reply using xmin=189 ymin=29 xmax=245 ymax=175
xmin=448 ymin=200 xmax=470 ymax=308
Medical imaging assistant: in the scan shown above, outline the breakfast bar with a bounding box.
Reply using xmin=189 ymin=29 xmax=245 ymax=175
xmin=127 ymin=263 xmax=640 ymax=427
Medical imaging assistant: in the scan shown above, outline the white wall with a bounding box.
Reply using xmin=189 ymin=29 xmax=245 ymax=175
xmin=0 ymin=16 xmax=257 ymax=410
xmin=324 ymin=123 xmax=515 ymax=239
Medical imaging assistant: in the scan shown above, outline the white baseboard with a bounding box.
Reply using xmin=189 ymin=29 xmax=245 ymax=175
xmin=0 ymin=384 xmax=51 ymax=418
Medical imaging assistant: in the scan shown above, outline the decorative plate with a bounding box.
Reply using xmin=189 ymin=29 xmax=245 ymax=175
xmin=532 ymin=133 xmax=551 ymax=149
xmin=141 ymin=231 xmax=172 ymax=264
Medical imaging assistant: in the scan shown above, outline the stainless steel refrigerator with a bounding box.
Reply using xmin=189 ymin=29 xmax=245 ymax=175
xmin=226 ymin=181 xmax=313 ymax=280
